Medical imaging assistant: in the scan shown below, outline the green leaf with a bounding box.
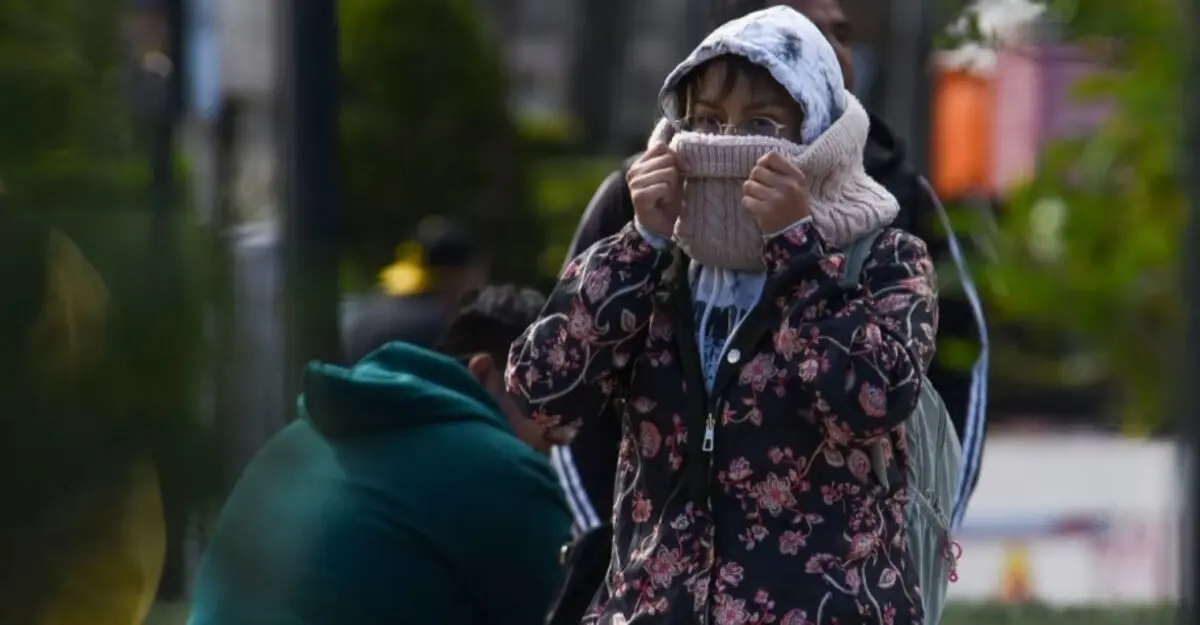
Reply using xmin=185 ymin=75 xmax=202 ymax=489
xmin=978 ymin=0 xmax=1185 ymax=430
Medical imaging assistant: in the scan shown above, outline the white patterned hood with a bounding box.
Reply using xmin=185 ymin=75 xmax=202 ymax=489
xmin=658 ymin=6 xmax=847 ymax=143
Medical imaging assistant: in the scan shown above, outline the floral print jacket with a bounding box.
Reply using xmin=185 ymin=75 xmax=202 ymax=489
xmin=508 ymin=221 xmax=938 ymax=625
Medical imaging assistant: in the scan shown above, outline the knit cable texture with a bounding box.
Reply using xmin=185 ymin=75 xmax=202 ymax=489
xmin=654 ymin=92 xmax=899 ymax=270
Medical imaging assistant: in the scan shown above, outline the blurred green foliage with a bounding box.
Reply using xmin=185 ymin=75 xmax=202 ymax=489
xmin=527 ymin=154 xmax=619 ymax=281
xmin=942 ymin=602 xmax=1174 ymax=625
xmin=520 ymin=113 xmax=584 ymax=158
xmin=0 ymin=0 xmax=218 ymax=511
xmin=981 ymin=0 xmax=1185 ymax=432
xmin=0 ymin=0 xmax=144 ymax=207
xmin=518 ymin=112 xmax=620 ymax=280
xmin=44 ymin=208 xmax=220 ymax=501
xmin=339 ymin=0 xmax=545 ymax=284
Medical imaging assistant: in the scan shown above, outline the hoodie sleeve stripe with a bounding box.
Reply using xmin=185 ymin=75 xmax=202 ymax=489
xmin=551 ymin=445 xmax=602 ymax=536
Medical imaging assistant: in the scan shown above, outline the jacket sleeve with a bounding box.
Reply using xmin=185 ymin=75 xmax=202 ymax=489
xmin=509 ymin=222 xmax=671 ymax=446
xmin=560 ymin=163 xmax=637 ymax=274
xmin=763 ymin=222 xmax=938 ymax=441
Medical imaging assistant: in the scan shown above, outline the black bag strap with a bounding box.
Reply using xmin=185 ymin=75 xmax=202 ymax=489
xmin=544 ymin=524 xmax=613 ymax=625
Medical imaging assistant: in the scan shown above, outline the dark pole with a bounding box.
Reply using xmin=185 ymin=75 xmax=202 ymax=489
xmin=153 ymin=0 xmax=188 ymax=600
xmin=567 ymin=0 xmax=632 ymax=153
xmin=278 ymin=0 xmax=342 ymax=414
xmin=877 ymin=0 xmax=933 ymax=195
xmin=909 ymin=0 xmax=935 ymax=177
xmin=142 ymin=0 xmax=185 ymax=248
xmin=1184 ymin=0 xmax=1200 ymax=619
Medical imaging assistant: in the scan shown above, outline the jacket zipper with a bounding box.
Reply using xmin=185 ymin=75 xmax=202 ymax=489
xmin=662 ymin=275 xmax=718 ymax=493
xmin=664 ymin=280 xmax=724 ymax=625
xmin=660 ymin=262 xmax=805 ymax=624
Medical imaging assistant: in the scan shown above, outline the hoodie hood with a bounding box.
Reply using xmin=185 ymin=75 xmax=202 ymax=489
xmin=659 ymin=6 xmax=846 ymax=144
xmin=648 ymin=5 xmax=900 ymax=251
xmin=300 ymin=341 xmax=506 ymax=439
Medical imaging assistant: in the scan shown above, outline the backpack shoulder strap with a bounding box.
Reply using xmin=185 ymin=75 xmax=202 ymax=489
xmin=838 ymin=229 xmax=884 ymax=289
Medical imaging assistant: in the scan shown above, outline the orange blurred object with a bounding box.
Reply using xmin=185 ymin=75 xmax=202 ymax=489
xmin=932 ymin=68 xmax=994 ymax=200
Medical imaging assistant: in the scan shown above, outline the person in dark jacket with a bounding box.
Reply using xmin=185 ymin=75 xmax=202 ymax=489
xmin=343 ymin=216 xmax=488 ymax=364
xmin=512 ymin=8 xmax=935 ymax=622
xmin=189 ymin=285 xmax=570 ymax=625
xmin=554 ymin=0 xmax=989 ymax=536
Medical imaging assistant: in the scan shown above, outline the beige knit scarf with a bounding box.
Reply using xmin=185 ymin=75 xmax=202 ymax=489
xmin=651 ymin=92 xmax=899 ymax=270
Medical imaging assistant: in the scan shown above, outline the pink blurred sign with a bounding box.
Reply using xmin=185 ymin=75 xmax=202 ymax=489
xmin=991 ymin=45 xmax=1113 ymax=192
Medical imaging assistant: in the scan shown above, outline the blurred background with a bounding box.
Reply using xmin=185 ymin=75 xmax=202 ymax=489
xmin=0 ymin=0 xmax=1191 ymax=623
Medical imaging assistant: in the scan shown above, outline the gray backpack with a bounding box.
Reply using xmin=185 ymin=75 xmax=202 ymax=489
xmin=839 ymin=230 xmax=962 ymax=624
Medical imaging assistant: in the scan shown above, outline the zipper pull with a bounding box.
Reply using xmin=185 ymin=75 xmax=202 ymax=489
xmin=702 ymin=414 xmax=715 ymax=452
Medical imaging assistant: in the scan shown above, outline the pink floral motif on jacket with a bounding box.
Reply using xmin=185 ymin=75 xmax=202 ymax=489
xmin=508 ymin=220 xmax=937 ymax=624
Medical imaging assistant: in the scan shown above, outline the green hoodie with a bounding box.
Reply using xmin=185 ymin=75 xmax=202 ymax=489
xmin=189 ymin=342 xmax=572 ymax=625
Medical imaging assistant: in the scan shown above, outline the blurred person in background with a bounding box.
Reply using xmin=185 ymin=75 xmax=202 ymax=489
xmin=343 ymin=216 xmax=488 ymax=363
xmin=512 ymin=8 xmax=936 ymax=622
xmin=555 ymin=0 xmax=988 ymax=544
xmin=189 ymin=285 xmax=570 ymax=625
xmin=0 ymin=210 xmax=165 ymax=625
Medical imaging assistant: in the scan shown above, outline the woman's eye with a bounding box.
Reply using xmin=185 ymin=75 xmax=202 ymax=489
xmin=691 ymin=116 xmax=722 ymax=133
xmin=747 ymin=118 xmax=784 ymax=136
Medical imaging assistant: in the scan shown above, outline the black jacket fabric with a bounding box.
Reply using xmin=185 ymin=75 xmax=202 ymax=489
xmin=553 ymin=114 xmax=988 ymax=542
xmin=519 ymin=221 xmax=935 ymax=624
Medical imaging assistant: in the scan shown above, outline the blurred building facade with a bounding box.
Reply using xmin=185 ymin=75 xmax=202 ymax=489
xmin=483 ymin=0 xmax=695 ymax=147
xmin=179 ymin=0 xmax=290 ymax=480
xmin=484 ymin=0 xmax=908 ymax=150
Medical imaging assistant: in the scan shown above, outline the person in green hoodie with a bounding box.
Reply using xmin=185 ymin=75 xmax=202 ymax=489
xmin=188 ymin=285 xmax=571 ymax=625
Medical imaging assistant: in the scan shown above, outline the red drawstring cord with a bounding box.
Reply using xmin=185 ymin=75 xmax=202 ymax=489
xmin=945 ymin=540 xmax=963 ymax=583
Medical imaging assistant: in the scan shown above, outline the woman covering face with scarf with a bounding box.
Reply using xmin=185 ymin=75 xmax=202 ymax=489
xmin=509 ymin=7 xmax=937 ymax=624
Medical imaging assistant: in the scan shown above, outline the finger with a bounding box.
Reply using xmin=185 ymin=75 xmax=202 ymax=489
xmin=629 ymin=152 xmax=678 ymax=179
xmin=747 ymin=164 xmax=791 ymax=190
xmin=757 ymin=152 xmax=805 ymax=179
xmin=628 ymin=149 xmax=668 ymax=182
xmin=654 ymin=181 xmax=680 ymax=209
xmin=671 ymin=151 xmax=691 ymax=176
xmin=643 ymin=143 xmax=670 ymax=158
xmin=742 ymin=194 xmax=768 ymax=216
xmin=742 ymin=179 xmax=782 ymax=203
xmin=630 ymin=167 xmax=680 ymax=191
xmin=631 ymin=182 xmax=670 ymax=206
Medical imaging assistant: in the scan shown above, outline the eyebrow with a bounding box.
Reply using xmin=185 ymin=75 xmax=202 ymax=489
xmin=745 ymin=101 xmax=790 ymax=112
xmin=693 ymin=98 xmax=790 ymax=111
